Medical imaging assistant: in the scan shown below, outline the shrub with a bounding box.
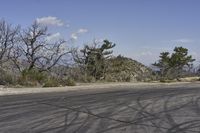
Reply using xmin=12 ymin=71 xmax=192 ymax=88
xmin=160 ymin=79 xmax=166 ymax=83
xmin=104 ymin=75 xmax=116 ymax=82
xmin=43 ymin=77 xmax=76 ymax=87
xmin=75 ymin=74 xmax=95 ymax=83
xmin=18 ymin=69 xmax=47 ymax=86
xmin=0 ymin=69 xmax=15 ymax=85
xmin=43 ymin=78 xmax=60 ymax=87
xmin=61 ymin=78 xmax=76 ymax=86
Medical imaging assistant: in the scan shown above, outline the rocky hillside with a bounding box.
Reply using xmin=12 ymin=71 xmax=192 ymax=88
xmin=105 ymin=55 xmax=154 ymax=82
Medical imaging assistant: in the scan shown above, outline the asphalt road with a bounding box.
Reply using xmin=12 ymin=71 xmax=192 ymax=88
xmin=1 ymin=84 xmax=200 ymax=133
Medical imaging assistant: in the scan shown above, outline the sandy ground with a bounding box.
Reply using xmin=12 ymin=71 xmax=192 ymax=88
xmin=0 ymin=81 xmax=200 ymax=96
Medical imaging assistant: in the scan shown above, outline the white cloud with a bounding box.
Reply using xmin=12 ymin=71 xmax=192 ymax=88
xmin=46 ymin=32 xmax=62 ymax=42
xmin=70 ymin=33 xmax=78 ymax=40
xmin=171 ymin=39 xmax=194 ymax=43
xmin=70 ymin=28 xmax=88 ymax=40
xmin=36 ymin=16 xmax=66 ymax=27
xmin=77 ymin=28 xmax=88 ymax=33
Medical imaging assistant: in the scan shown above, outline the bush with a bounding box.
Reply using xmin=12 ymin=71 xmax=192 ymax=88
xmin=0 ymin=69 xmax=15 ymax=85
xmin=104 ymin=75 xmax=116 ymax=82
xmin=61 ymin=78 xmax=76 ymax=86
xmin=18 ymin=69 xmax=47 ymax=86
xmin=43 ymin=77 xmax=76 ymax=87
xmin=74 ymin=74 xmax=95 ymax=83
xmin=160 ymin=78 xmax=166 ymax=83
xmin=43 ymin=78 xmax=60 ymax=87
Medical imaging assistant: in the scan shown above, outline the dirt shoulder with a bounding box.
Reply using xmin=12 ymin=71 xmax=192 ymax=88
xmin=0 ymin=82 xmax=200 ymax=96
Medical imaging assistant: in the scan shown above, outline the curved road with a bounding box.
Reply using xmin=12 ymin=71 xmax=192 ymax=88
xmin=0 ymin=83 xmax=200 ymax=133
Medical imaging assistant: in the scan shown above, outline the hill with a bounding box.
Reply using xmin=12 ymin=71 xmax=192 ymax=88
xmin=105 ymin=55 xmax=154 ymax=82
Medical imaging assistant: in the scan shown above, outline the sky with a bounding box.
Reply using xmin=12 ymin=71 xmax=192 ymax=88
xmin=0 ymin=0 xmax=200 ymax=66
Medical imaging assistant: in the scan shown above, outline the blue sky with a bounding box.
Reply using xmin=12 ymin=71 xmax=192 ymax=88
xmin=0 ymin=0 xmax=200 ymax=65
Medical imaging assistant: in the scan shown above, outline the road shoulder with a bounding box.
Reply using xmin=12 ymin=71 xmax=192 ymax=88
xmin=0 ymin=82 xmax=200 ymax=96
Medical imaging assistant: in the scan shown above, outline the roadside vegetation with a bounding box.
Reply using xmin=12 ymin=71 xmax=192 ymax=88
xmin=0 ymin=19 xmax=199 ymax=87
xmin=152 ymin=47 xmax=198 ymax=82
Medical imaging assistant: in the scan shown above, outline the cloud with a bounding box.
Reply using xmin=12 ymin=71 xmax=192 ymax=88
xmin=171 ymin=39 xmax=194 ymax=43
xmin=71 ymin=33 xmax=78 ymax=40
xmin=36 ymin=16 xmax=67 ymax=27
xmin=77 ymin=28 xmax=88 ymax=33
xmin=70 ymin=28 xmax=88 ymax=40
xmin=46 ymin=32 xmax=62 ymax=42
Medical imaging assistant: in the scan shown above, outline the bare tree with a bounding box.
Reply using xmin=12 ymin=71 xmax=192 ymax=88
xmin=0 ymin=20 xmax=19 ymax=66
xmin=11 ymin=22 xmax=72 ymax=72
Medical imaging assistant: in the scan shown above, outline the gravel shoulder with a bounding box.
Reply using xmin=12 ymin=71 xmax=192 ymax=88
xmin=0 ymin=81 xmax=200 ymax=96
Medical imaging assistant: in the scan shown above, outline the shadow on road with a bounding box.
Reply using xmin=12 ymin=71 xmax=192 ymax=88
xmin=1 ymin=86 xmax=200 ymax=133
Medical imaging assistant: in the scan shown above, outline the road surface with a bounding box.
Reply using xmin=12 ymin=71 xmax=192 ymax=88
xmin=0 ymin=83 xmax=200 ymax=133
